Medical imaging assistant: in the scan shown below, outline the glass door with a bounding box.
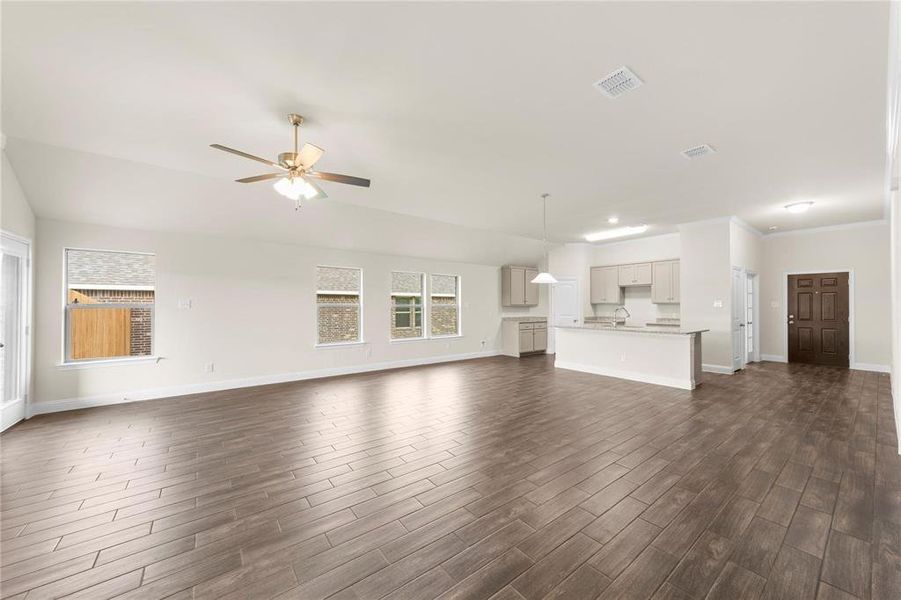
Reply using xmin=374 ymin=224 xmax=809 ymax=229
xmin=1 ymin=233 xmax=29 ymax=431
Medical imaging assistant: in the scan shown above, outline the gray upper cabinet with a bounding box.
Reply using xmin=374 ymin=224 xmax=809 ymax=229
xmin=618 ymin=263 xmax=652 ymax=286
xmin=590 ymin=266 xmax=623 ymax=304
xmin=502 ymin=265 xmax=539 ymax=307
xmin=651 ymin=260 xmax=680 ymax=303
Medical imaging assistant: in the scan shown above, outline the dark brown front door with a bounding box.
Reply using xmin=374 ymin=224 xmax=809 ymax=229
xmin=787 ymin=273 xmax=849 ymax=367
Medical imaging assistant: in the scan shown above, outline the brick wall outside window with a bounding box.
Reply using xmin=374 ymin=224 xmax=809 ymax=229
xmin=69 ymin=289 xmax=154 ymax=356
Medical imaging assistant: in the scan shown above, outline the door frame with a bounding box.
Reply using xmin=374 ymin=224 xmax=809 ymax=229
xmin=1 ymin=230 xmax=33 ymax=431
xmin=781 ymin=269 xmax=854 ymax=367
xmin=731 ymin=267 xmax=746 ymax=371
xmin=548 ymin=278 xmax=582 ymax=354
xmin=746 ymin=271 xmax=760 ymax=364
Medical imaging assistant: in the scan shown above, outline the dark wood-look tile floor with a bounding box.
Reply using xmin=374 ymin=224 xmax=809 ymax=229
xmin=1 ymin=356 xmax=898 ymax=599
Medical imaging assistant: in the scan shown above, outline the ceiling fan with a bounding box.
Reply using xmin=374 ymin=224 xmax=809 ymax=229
xmin=211 ymin=113 xmax=370 ymax=208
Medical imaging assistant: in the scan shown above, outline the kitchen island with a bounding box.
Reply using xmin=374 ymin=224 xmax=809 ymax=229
xmin=554 ymin=324 xmax=708 ymax=390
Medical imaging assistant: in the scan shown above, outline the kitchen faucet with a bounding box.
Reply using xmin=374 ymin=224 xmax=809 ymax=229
xmin=613 ymin=306 xmax=630 ymax=327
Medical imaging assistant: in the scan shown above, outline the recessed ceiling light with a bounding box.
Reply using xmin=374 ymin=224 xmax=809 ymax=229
xmin=607 ymin=216 xmax=619 ymax=224
xmin=768 ymin=225 xmax=779 ymax=231
xmin=785 ymin=201 xmax=814 ymax=214
xmin=584 ymin=224 xmax=648 ymax=242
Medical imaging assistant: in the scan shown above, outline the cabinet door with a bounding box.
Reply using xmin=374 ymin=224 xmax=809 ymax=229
xmin=519 ymin=329 xmax=534 ymax=352
xmin=603 ymin=266 xmax=622 ymax=304
xmin=634 ymin=263 xmax=653 ymax=285
xmin=510 ymin=267 xmax=526 ymax=305
xmin=672 ymin=261 xmax=680 ymax=303
xmin=652 ymin=262 xmax=672 ymax=303
xmin=618 ymin=264 xmax=634 ymax=286
xmin=590 ymin=267 xmax=606 ymax=303
xmin=524 ymin=268 xmax=539 ymax=306
xmin=532 ymin=329 xmax=547 ymax=352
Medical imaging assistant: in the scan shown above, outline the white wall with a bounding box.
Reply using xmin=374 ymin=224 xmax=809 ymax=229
xmin=760 ymin=221 xmax=892 ymax=369
xmin=730 ymin=220 xmax=763 ymax=274
xmin=33 ymin=219 xmax=510 ymax=410
xmin=2 ymin=152 xmax=35 ymax=239
xmin=679 ymin=220 xmax=733 ymax=371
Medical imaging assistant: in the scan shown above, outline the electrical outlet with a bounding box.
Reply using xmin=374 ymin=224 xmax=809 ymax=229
xmin=480 ymin=340 xmax=486 ymax=348
xmin=204 ymin=362 xmax=214 ymax=373
xmin=620 ymin=353 xmax=627 ymax=362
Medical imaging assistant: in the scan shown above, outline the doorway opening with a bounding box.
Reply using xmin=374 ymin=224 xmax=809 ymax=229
xmin=731 ymin=268 xmax=759 ymax=372
xmin=786 ymin=272 xmax=850 ymax=367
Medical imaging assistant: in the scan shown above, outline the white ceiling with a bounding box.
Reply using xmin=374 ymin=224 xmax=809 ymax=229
xmin=1 ymin=1 xmax=891 ymax=247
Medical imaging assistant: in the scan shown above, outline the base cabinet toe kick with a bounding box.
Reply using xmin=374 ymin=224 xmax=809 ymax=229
xmin=553 ymin=325 xmax=707 ymax=390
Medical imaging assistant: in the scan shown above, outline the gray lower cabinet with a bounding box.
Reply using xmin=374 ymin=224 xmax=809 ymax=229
xmin=502 ymin=320 xmax=547 ymax=357
xmin=502 ymin=266 xmax=539 ymax=307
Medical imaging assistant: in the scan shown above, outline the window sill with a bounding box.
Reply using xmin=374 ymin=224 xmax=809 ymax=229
xmin=390 ymin=335 xmax=463 ymax=343
xmin=314 ymin=341 xmax=367 ymax=349
xmin=57 ymin=356 xmax=162 ymax=369
xmin=428 ymin=334 xmax=464 ymax=340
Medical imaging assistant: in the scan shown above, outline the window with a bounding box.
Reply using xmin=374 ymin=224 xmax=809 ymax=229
xmin=430 ymin=274 xmax=460 ymax=337
xmin=390 ymin=272 xmax=424 ymax=340
xmin=316 ymin=266 xmax=362 ymax=345
xmin=64 ymin=249 xmax=155 ymax=362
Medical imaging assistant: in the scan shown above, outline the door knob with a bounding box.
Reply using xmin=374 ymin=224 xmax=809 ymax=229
xmin=789 ymin=320 xmax=795 ymax=325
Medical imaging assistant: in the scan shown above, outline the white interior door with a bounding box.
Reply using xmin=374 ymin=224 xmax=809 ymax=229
xmin=731 ymin=267 xmax=746 ymax=371
xmin=552 ymin=279 xmax=581 ymax=328
xmin=1 ymin=233 xmax=30 ymax=432
xmin=746 ymin=272 xmax=756 ymax=363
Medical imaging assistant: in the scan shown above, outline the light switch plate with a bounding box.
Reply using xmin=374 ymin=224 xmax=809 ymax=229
xmin=713 ymin=299 xmax=723 ymax=308
xmin=178 ymin=298 xmax=192 ymax=309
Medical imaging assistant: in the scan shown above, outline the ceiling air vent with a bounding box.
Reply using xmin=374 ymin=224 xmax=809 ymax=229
xmin=681 ymin=144 xmax=716 ymax=159
xmin=593 ymin=66 xmax=643 ymax=98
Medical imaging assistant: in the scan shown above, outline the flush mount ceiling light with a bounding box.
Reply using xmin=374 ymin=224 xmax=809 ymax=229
xmin=211 ymin=113 xmax=371 ymax=209
xmin=785 ymin=201 xmax=814 ymax=214
xmin=607 ymin=216 xmax=620 ymax=224
xmin=531 ymin=193 xmax=558 ymax=285
xmin=584 ymin=224 xmax=649 ymax=242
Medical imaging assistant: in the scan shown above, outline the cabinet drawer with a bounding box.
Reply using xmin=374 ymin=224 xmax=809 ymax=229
xmin=532 ymin=322 xmax=547 ymax=330
xmin=519 ymin=322 xmax=534 ymax=330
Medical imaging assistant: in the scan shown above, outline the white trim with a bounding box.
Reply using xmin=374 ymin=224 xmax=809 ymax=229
xmin=702 ymin=364 xmax=734 ymax=374
xmin=761 ymin=354 xmax=787 ymax=362
xmin=1 ymin=398 xmax=25 ymax=432
xmin=316 ymin=290 xmax=360 ymax=296
xmin=730 ymin=216 xmax=763 ymax=238
xmin=781 ymin=269 xmax=854 ymax=367
xmin=555 ymin=360 xmax=694 ymax=390
xmin=851 ymin=362 xmax=891 ymax=373
xmin=314 ymin=341 xmax=367 ymax=349
xmin=28 ymin=350 xmax=500 ymax=417
xmin=57 ymin=356 xmax=162 ymax=369
xmin=763 ymin=220 xmax=888 ymax=239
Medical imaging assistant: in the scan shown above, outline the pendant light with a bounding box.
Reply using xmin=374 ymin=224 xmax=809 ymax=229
xmin=531 ymin=193 xmax=558 ymax=284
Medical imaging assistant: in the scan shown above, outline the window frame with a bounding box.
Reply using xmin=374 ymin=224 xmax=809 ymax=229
xmin=314 ymin=265 xmax=364 ymax=347
xmin=428 ymin=273 xmax=462 ymax=339
xmin=389 ymin=270 xmax=426 ymax=342
xmin=61 ymin=247 xmax=157 ymax=366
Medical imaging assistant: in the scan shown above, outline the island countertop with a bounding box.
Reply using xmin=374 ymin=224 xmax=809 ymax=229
xmin=555 ymin=323 xmax=708 ymax=336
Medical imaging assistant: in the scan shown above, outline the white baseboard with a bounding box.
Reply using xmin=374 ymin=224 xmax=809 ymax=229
xmin=29 ymin=350 xmax=501 ymax=417
xmin=760 ymin=354 xmax=787 ymax=363
xmin=1 ymin=398 xmax=25 ymax=432
xmin=701 ymin=364 xmax=734 ymax=374
xmin=555 ymin=360 xmax=694 ymax=390
xmin=852 ymin=362 xmax=891 ymax=373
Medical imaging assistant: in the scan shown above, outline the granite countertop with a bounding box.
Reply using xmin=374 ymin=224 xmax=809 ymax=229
xmin=501 ymin=316 xmax=548 ymax=323
xmin=557 ymin=323 xmax=708 ymax=336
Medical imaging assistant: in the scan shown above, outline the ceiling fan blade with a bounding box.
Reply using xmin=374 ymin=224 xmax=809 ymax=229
xmin=235 ymin=173 xmax=284 ymax=183
xmin=298 ymin=143 xmax=325 ymax=169
xmin=211 ymin=144 xmax=284 ymax=170
xmin=302 ymin=176 xmax=328 ymax=199
xmin=306 ymin=171 xmax=371 ymax=188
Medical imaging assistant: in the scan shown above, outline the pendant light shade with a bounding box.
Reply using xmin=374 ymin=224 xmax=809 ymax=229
xmin=533 ymin=193 xmax=557 ymax=285
xmin=531 ymin=271 xmax=558 ymax=284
